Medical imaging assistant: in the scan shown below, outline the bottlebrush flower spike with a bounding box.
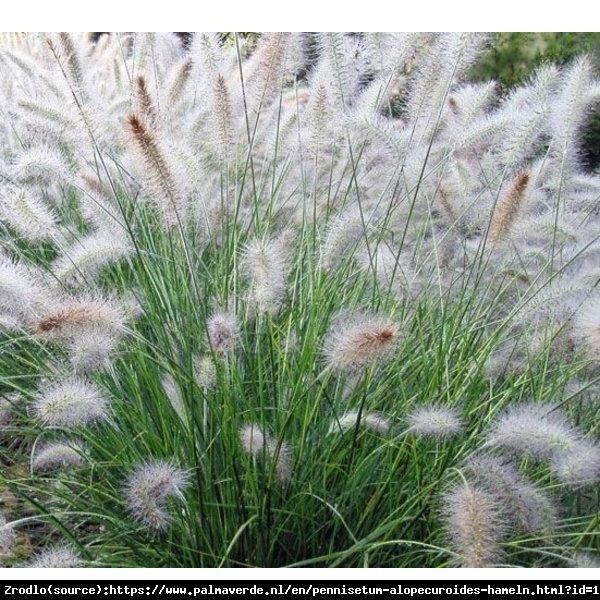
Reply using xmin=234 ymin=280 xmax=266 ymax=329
xmin=166 ymin=55 xmax=193 ymax=106
xmin=35 ymin=296 xmax=128 ymax=340
xmin=239 ymin=423 xmax=268 ymax=457
xmin=33 ymin=376 xmax=108 ymax=428
xmin=46 ymin=33 xmax=85 ymax=99
xmin=162 ymin=374 xmax=185 ymax=422
xmin=12 ymin=145 xmax=73 ymax=187
xmin=67 ymin=330 xmax=119 ymax=373
xmin=243 ymin=33 xmax=292 ymax=112
xmin=486 ymin=403 xmax=578 ymax=459
xmin=570 ymin=552 xmax=600 ymax=568
xmin=0 ymin=255 xmax=46 ymax=320
xmin=464 ymin=455 xmax=557 ymax=534
xmin=441 ymin=482 xmax=506 ymax=568
xmin=207 ymin=310 xmax=238 ymax=354
xmin=549 ymin=55 xmax=599 ymax=158
xmin=126 ymin=113 xmax=186 ymax=227
xmin=0 ymin=185 xmax=59 ymax=243
xmin=52 ymin=229 xmax=133 ymax=288
xmin=193 ymin=355 xmax=217 ymax=392
xmin=571 ymin=295 xmax=600 ymax=364
xmin=0 ymin=395 xmax=17 ymax=428
xmin=32 ymin=439 xmax=86 ymax=472
xmin=407 ymin=406 xmax=463 ymax=438
xmin=0 ymin=513 xmax=16 ymax=552
xmin=328 ymin=410 xmax=390 ymax=435
xmin=488 ymin=172 xmax=529 ymax=244
xmin=212 ymin=73 xmax=234 ymax=161
xmin=26 ymin=544 xmax=83 ymax=568
xmin=267 ymin=437 xmax=292 ymax=483
xmin=319 ymin=209 xmax=369 ymax=272
xmin=240 ymin=236 xmax=290 ymax=316
xmin=322 ymin=311 xmax=399 ymax=373
xmin=239 ymin=424 xmax=292 ymax=482
xmin=550 ymin=439 xmax=600 ymax=486
xmin=125 ymin=460 xmax=189 ymax=532
xmin=133 ymin=75 xmax=158 ymax=128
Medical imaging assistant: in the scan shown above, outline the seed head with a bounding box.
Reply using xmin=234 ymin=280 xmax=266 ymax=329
xmin=193 ymin=355 xmax=217 ymax=392
xmin=240 ymin=236 xmax=290 ymax=316
xmin=125 ymin=460 xmax=189 ymax=532
xmin=36 ymin=296 xmax=127 ymax=340
xmin=13 ymin=145 xmax=72 ymax=187
xmin=134 ymin=75 xmax=158 ymax=127
xmin=319 ymin=209 xmax=367 ymax=272
xmin=0 ymin=256 xmax=44 ymax=319
xmin=407 ymin=406 xmax=462 ymax=438
xmin=127 ymin=113 xmax=185 ymax=227
xmin=486 ymin=403 xmax=578 ymax=459
xmin=0 ymin=513 xmax=16 ymax=552
xmin=441 ymin=482 xmax=506 ymax=568
xmin=322 ymin=311 xmax=399 ymax=373
xmin=569 ymin=551 xmax=600 ymax=568
xmin=33 ymin=377 xmax=108 ymax=428
xmin=212 ymin=73 xmax=234 ymax=160
xmin=52 ymin=229 xmax=133 ymax=288
xmin=32 ymin=440 xmax=86 ymax=472
xmin=207 ymin=310 xmax=238 ymax=354
xmin=239 ymin=423 xmax=268 ymax=457
xmin=328 ymin=410 xmax=390 ymax=435
xmin=239 ymin=424 xmax=292 ymax=482
xmin=0 ymin=313 xmax=21 ymax=331
xmin=550 ymin=439 xmax=600 ymax=487
xmin=267 ymin=438 xmax=292 ymax=483
xmin=26 ymin=544 xmax=83 ymax=568
xmin=488 ymin=171 xmax=529 ymax=244
xmin=0 ymin=187 xmax=59 ymax=242
xmin=0 ymin=395 xmax=17 ymax=429
xmin=572 ymin=295 xmax=600 ymax=364
xmin=68 ymin=330 xmax=119 ymax=373
xmin=162 ymin=374 xmax=185 ymax=422
xmin=464 ymin=455 xmax=557 ymax=534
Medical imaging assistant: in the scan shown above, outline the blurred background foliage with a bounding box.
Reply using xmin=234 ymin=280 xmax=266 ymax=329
xmin=470 ymin=33 xmax=600 ymax=89
xmin=470 ymin=33 xmax=600 ymax=170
